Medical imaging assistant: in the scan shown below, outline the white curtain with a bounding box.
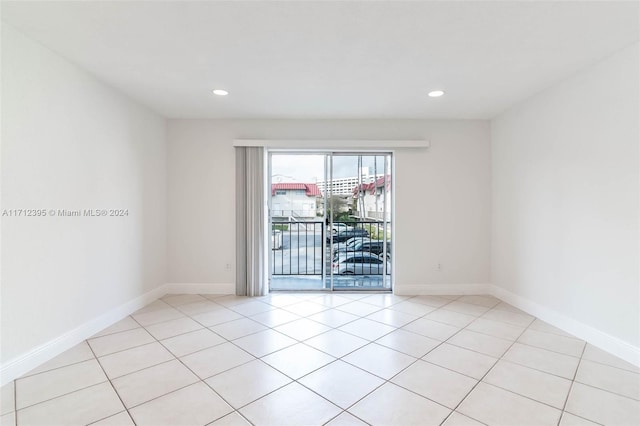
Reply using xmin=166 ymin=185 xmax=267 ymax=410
xmin=235 ymin=147 xmax=266 ymax=296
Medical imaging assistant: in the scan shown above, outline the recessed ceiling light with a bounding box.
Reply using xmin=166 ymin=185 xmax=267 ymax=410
xmin=212 ymin=89 xmax=229 ymax=96
xmin=428 ymin=90 xmax=445 ymax=97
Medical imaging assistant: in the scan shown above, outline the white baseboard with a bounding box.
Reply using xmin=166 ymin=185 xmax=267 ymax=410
xmin=490 ymin=285 xmax=640 ymax=368
xmin=0 ymin=285 xmax=167 ymax=387
xmin=0 ymin=282 xmax=235 ymax=385
xmin=393 ymin=282 xmax=639 ymax=368
xmin=394 ymin=283 xmax=491 ymax=296
xmin=164 ymin=283 xmax=235 ymax=295
xmin=5 ymin=280 xmax=637 ymax=387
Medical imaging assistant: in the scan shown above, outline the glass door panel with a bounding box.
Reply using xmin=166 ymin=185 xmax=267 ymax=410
xmin=268 ymin=151 xmax=392 ymax=292
xmin=269 ymin=153 xmax=327 ymax=291
xmin=329 ymin=153 xmax=392 ymax=291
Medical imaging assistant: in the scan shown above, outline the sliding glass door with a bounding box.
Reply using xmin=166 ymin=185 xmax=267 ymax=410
xmin=328 ymin=153 xmax=391 ymax=290
xmin=268 ymin=152 xmax=392 ymax=291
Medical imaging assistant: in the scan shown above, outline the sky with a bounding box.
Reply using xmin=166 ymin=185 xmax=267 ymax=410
xmin=271 ymin=154 xmax=389 ymax=183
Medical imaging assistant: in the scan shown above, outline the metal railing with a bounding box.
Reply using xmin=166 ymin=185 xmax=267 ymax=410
xmin=271 ymin=220 xmax=390 ymax=276
xmin=272 ymin=221 xmax=324 ymax=275
xmin=270 ymin=210 xmax=318 ymax=219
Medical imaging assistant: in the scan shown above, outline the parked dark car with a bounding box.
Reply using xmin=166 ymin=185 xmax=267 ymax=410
xmin=333 ymin=240 xmax=391 ymax=261
xmin=331 ymin=237 xmax=371 ymax=256
xmin=327 ymin=228 xmax=369 ymax=243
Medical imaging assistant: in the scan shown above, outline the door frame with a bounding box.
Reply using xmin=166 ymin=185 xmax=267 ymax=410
xmin=267 ymin=149 xmax=395 ymax=293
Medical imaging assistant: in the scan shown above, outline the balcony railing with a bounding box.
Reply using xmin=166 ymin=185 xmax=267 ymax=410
xmin=272 ymin=221 xmax=323 ymax=275
xmin=271 ymin=209 xmax=318 ymax=218
xmin=271 ymin=221 xmax=391 ymax=276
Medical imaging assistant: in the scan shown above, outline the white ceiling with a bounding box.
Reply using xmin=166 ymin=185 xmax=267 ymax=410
xmin=2 ymin=1 xmax=638 ymax=119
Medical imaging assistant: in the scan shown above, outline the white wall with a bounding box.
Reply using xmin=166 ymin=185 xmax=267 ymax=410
xmin=1 ymin=26 xmax=167 ymax=368
xmin=492 ymin=44 xmax=640 ymax=351
xmin=167 ymin=119 xmax=491 ymax=293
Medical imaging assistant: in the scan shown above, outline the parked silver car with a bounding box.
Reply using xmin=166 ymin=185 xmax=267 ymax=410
xmin=329 ymin=223 xmax=353 ymax=234
xmin=332 ymin=253 xmax=391 ymax=275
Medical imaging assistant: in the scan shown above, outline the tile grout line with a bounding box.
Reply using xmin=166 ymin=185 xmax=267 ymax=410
xmin=320 ymin=296 xmax=478 ymax=424
xmin=14 ymin=380 xmax=112 ymax=415
xmin=571 ymin=379 xmax=640 ymax=402
xmin=441 ymin=318 xmax=587 ymax=360
xmin=577 ymin=356 xmax=640 ymax=375
xmin=30 ymin=319 xmax=616 ymax=425
xmin=128 ymin=311 xmax=259 ymax=426
xmin=384 ymin=310 xmax=492 ymax=424
xmin=204 ymin=410 xmax=254 ymax=426
xmin=505 ymin=339 xmax=584 ymax=360
xmin=299 ymin=298 xmax=449 ymax=361
xmin=200 ymin=359 xmax=291 ymax=425
xmin=87 ymin=334 xmax=139 ymax=426
xmin=4 ymin=299 xmax=521 ymax=381
xmin=126 ymin=316 xmax=206 ymax=404
xmin=0 ymin=296 xmax=462 ymax=422
xmin=454 ymin=315 xmax=611 ymax=416
xmin=90 ymin=336 xmax=161 ymax=359
xmin=18 ymin=346 xmax=97 ymax=379
xmin=418 ymin=357 xmax=494 ymax=383
xmin=243 ymin=360 xmax=345 ymax=423
xmin=489 ymin=356 xmax=574 ymax=382
xmin=418 ymin=348 xmax=588 ymax=414
xmin=292 ymin=352 xmax=390 ymax=424
xmin=557 ymin=342 xmax=589 ymax=426
xmin=10 ymin=293 xmax=632 ymax=426
xmin=90 ymin=319 xmax=140 ymax=339
xmin=12 ymin=362 xmax=112 ymax=412
xmin=559 ymin=411 xmax=606 ymax=426
xmin=208 ymin=295 xmax=443 ymax=424
xmin=321 ymin=407 xmax=373 ymax=426
xmin=196 ymin=306 xmax=377 ymax=426
xmin=436 ymin=311 xmax=537 ymax=425
xmin=97 ymin=294 xmax=637 ymax=425
xmin=85 ymin=410 xmax=131 ymax=425
xmin=304 ymin=296 xmax=481 ymax=424
xmin=158 ymin=331 xmax=230 ymax=359
xmin=128 ymin=314 xmax=256 ymax=424
xmin=0 ymin=297 xmax=513 ymax=422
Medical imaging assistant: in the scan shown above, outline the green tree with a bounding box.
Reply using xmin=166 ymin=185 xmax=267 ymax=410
xmin=326 ymin=195 xmax=351 ymax=221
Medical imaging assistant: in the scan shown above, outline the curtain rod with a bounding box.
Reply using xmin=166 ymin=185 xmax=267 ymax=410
xmin=233 ymin=139 xmax=430 ymax=149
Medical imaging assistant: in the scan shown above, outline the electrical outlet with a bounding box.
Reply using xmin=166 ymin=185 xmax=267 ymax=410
xmin=225 ymin=263 xmax=231 ymax=270
xmin=437 ymin=263 xmax=442 ymax=272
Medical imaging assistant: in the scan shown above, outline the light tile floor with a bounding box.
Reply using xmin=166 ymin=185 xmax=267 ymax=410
xmin=2 ymin=293 xmax=639 ymax=425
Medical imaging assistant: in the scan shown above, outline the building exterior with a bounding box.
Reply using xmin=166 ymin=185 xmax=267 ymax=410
xmin=317 ymin=167 xmax=384 ymax=196
xmin=352 ymin=175 xmax=391 ymax=221
xmin=271 ymin=183 xmax=321 ymax=220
